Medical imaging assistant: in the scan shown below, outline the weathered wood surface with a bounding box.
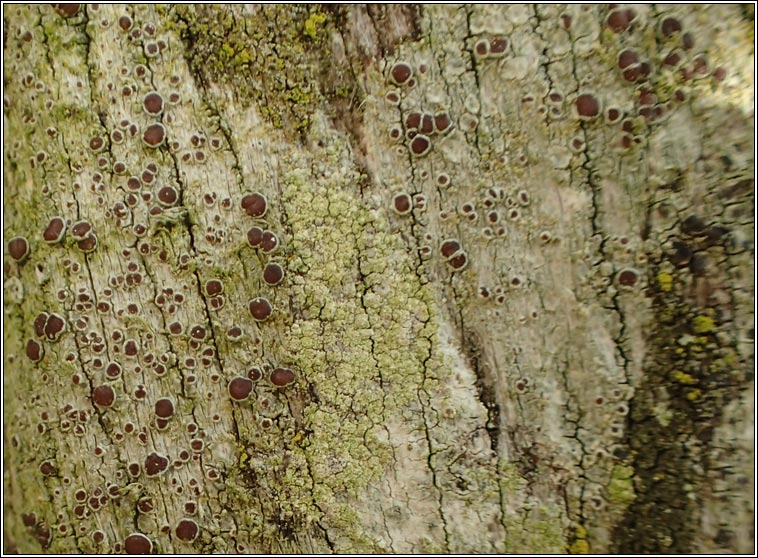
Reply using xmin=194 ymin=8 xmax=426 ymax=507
xmin=3 ymin=4 xmax=754 ymax=554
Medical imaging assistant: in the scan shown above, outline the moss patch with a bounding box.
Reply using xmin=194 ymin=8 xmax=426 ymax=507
xmin=169 ymin=5 xmax=333 ymax=135
xmin=612 ymin=235 xmax=749 ymax=553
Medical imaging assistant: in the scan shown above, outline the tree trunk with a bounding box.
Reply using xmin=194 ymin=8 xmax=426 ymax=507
xmin=3 ymin=4 xmax=754 ymax=554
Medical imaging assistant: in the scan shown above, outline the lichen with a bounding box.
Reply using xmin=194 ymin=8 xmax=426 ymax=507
xmin=607 ymin=465 xmax=636 ymax=507
xmin=657 ymin=271 xmax=673 ymax=292
xmin=692 ymin=315 xmax=715 ymax=334
xmin=2 ymin=4 xmax=753 ymax=555
xmin=303 ymin=12 xmax=327 ymax=39
xmin=568 ymin=538 xmax=590 ymax=554
xmin=567 ymin=523 xmax=590 ymax=554
xmin=498 ymin=463 xmax=565 ymax=553
xmin=169 ymin=5 xmax=333 ymax=135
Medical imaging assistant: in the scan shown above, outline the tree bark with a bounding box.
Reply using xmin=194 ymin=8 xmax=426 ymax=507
xmin=3 ymin=4 xmax=754 ymax=554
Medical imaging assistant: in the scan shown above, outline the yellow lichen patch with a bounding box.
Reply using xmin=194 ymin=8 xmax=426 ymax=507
xmin=304 ymin=12 xmax=327 ymax=39
xmin=574 ymin=524 xmax=587 ymax=540
xmin=657 ymin=271 xmax=673 ymax=292
xmin=565 ymin=523 xmax=590 ymax=554
xmin=672 ymin=370 xmax=698 ymax=385
xmin=692 ymin=315 xmax=715 ymax=334
xmin=686 ymin=389 xmax=702 ymax=401
xmin=568 ymin=538 xmax=590 ymax=554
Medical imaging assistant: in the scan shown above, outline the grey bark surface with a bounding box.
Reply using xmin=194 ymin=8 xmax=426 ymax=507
xmin=2 ymin=4 xmax=754 ymax=554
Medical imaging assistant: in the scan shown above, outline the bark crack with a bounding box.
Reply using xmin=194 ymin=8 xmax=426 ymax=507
xmin=416 ymin=336 xmax=451 ymax=552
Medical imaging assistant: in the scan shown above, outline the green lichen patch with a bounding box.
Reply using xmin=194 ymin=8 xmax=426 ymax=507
xmin=607 ymin=465 xmax=636 ymax=507
xmin=271 ymin=138 xmax=428 ymax=550
xmin=498 ymin=463 xmax=565 ymax=553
